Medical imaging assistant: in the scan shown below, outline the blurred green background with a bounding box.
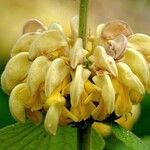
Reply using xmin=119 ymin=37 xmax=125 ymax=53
xmin=0 ymin=0 xmax=150 ymax=138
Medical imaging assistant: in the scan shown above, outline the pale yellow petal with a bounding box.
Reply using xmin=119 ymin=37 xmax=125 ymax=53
xmin=9 ymin=83 xmax=27 ymax=123
xmin=128 ymin=33 xmax=150 ymax=56
xmin=70 ymin=65 xmax=84 ymax=107
xmin=69 ymin=38 xmax=84 ymax=69
xmin=93 ymin=75 xmax=115 ymax=114
xmin=27 ymin=56 xmax=50 ymax=96
xmin=45 ymin=58 xmax=70 ymax=97
xmin=96 ymin=24 xmax=105 ymax=38
xmin=89 ymin=46 xmax=118 ymax=76
xmin=44 ymin=97 xmax=65 ymax=135
xmin=48 ymin=23 xmax=64 ymax=33
xmin=117 ymin=62 xmax=145 ymax=94
xmin=11 ymin=32 xmax=40 ymax=57
xmin=70 ymin=16 xmax=79 ymax=39
xmin=29 ymin=30 xmax=68 ymax=60
xmin=124 ymin=48 xmax=149 ymax=84
xmin=1 ymin=52 xmax=30 ymax=94
xmin=115 ymin=85 xmax=132 ymax=116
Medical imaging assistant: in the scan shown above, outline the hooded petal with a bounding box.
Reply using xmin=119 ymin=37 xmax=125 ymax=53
xmin=45 ymin=58 xmax=70 ymax=97
xmin=96 ymin=24 xmax=105 ymax=38
xmin=23 ymin=19 xmax=47 ymax=34
xmin=89 ymin=46 xmax=118 ymax=76
xmin=29 ymin=29 xmax=68 ymax=60
xmin=9 ymin=83 xmax=27 ymax=123
xmin=11 ymin=32 xmax=40 ymax=57
xmin=1 ymin=52 xmax=30 ymax=94
xmin=117 ymin=62 xmax=145 ymax=94
xmin=128 ymin=33 xmax=150 ymax=56
xmin=101 ymin=20 xmax=132 ymax=40
xmin=69 ymin=38 xmax=85 ymax=69
xmin=124 ymin=48 xmax=149 ymax=84
xmin=44 ymin=96 xmax=65 ymax=135
xmin=27 ymin=56 xmax=50 ymax=96
xmin=93 ymin=75 xmax=115 ymax=114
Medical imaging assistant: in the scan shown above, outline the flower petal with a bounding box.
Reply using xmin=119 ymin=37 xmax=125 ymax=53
xmin=70 ymin=16 xmax=79 ymax=39
xmin=93 ymin=75 xmax=115 ymax=114
xmin=1 ymin=52 xmax=30 ymax=94
xmin=45 ymin=58 xmax=70 ymax=97
xmin=117 ymin=62 xmax=145 ymax=94
xmin=9 ymin=83 xmax=27 ymax=123
xmin=101 ymin=20 xmax=132 ymax=40
xmin=29 ymin=29 xmax=68 ymax=60
xmin=124 ymin=48 xmax=149 ymax=84
xmin=44 ymin=96 xmax=65 ymax=135
xmin=23 ymin=19 xmax=47 ymax=34
xmin=11 ymin=32 xmax=40 ymax=57
xmin=27 ymin=56 xmax=50 ymax=96
xmin=89 ymin=46 xmax=118 ymax=76
xmin=128 ymin=33 xmax=150 ymax=56
xmin=69 ymin=38 xmax=84 ymax=69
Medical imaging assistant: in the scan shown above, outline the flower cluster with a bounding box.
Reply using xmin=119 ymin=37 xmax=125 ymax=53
xmin=1 ymin=17 xmax=150 ymax=135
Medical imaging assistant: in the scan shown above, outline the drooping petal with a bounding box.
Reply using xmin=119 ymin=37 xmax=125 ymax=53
xmin=29 ymin=29 xmax=68 ymax=60
xmin=115 ymin=83 xmax=132 ymax=116
xmin=89 ymin=46 xmax=118 ymax=76
xmin=23 ymin=19 xmax=47 ymax=34
xmin=44 ymin=96 xmax=65 ymax=135
xmin=101 ymin=20 xmax=132 ymax=40
xmin=27 ymin=56 xmax=50 ymax=96
xmin=69 ymin=38 xmax=84 ymax=69
xmin=129 ymin=90 xmax=143 ymax=104
xmin=1 ymin=52 xmax=30 ymax=94
xmin=9 ymin=83 xmax=27 ymax=123
xmin=11 ymin=32 xmax=40 ymax=57
xmin=48 ymin=23 xmax=64 ymax=33
xmin=128 ymin=33 xmax=150 ymax=56
xmin=124 ymin=48 xmax=149 ymax=84
xmin=70 ymin=65 xmax=84 ymax=107
xmin=93 ymin=74 xmax=115 ymax=114
xmin=70 ymin=65 xmax=90 ymax=107
xmin=117 ymin=62 xmax=145 ymax=94
xmin=45 ymin=58 xmax=70 ymax=97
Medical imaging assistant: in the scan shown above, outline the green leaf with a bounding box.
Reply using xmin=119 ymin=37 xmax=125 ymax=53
xmin=0 ymin=121 xmax=77 ymax=150
xmin=91 ymin=128 xmax=105 ymax=150
xmin=0 ymin=121 xmax=105 ymax=150
xmin=112 ymin=123 xmax=150 ymax=150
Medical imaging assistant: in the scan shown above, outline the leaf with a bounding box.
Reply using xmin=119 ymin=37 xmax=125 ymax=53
xmin=112 ymin=123 xmax=150 ymax=150
xmin=91 ymin=128 xmax=105 ymax=150
xmin=0 ymin=121 xmax=77 ymax=150
xmin=0 ymin=121 xmax=105 ymax=150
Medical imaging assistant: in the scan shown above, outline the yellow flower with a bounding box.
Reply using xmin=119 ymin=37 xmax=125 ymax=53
xmin=1 ymin=17 xmax=150 ymax=135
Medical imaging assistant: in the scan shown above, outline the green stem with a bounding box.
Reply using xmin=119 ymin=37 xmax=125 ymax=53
xmin=77 ymin=125 xmax=91 ymax=150
xmin=78 ymin=0 xmax=89 ymax=49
